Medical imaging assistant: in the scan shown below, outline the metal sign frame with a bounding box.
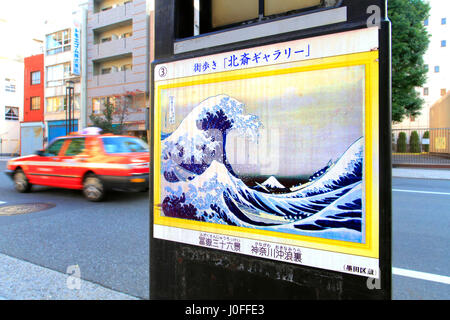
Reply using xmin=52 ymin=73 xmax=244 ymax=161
xmin=150 ymin=0 xmax=391 ymax=299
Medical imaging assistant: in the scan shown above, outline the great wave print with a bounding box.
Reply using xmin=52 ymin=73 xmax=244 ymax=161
xmin=160 ymin=95 xmax=365 ymax=243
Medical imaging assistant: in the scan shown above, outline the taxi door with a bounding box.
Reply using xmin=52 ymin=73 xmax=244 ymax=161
xmin=57 ymin=137 xmax=87 ymax=189
xmin=26 ymin=138 xmax=67 ymax=186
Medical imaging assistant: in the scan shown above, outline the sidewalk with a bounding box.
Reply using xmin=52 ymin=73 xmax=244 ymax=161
xmin=0 ymin=253 xmax=139 ymax=300
xmin=392 ymin=167 xmax=450 ymax=180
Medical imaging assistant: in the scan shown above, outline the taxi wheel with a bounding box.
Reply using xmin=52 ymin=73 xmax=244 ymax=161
xmin=83 ymin=175 xmax=105 ymax=202
xmin=13 ymin=169 xmax=32 ymax=193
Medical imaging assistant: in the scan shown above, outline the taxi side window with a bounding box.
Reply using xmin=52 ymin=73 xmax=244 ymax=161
xmin=65 ymin=138 xmax=86 ymax=156
xmin=46 ymin=139 xmax=65 ymax=156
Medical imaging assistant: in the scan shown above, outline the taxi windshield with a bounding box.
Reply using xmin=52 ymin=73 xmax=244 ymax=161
xmin=101 ymin=137 xmax=149 ymax=154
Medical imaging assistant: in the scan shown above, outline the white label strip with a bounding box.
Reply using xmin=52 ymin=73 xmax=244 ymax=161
xmin=156 ymin=27 xmax=379 ymax=82
xmin=154 ymin=224 xmax=379 ymax=279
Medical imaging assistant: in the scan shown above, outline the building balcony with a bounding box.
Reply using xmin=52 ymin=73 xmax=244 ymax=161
xmin=91 ymin=37 xmax=133 ymax=61
xmin=91 ymin=69 xmax=142 ymax=87
xmin=45 ymin=81 xmax=81 ymax=98
xmin=91 ymin=2 xmax=133 ymax=30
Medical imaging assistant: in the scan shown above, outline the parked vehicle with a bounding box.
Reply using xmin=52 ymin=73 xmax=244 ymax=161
xmin=5 ymin=128 xmax=149 ymax=201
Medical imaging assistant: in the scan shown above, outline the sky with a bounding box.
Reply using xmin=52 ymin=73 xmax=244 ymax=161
xmin=0 ymin=0 xmax=86 ymax=59
xmin=160 ymin=65 xmax=365 ymax=178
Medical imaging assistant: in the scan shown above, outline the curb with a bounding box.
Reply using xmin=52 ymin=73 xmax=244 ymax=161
xmin=392 ymin=168 xmax=450 ymax=180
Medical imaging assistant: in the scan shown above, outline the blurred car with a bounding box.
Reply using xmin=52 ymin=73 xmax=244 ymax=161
xmin=5 ymin=129 xmax=149 ymax=201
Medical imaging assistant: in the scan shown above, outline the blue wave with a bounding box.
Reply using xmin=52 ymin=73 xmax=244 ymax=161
xmin=161 ymin=132 xmax=172 ymax=141
xmin=160 ymin=95 xmax=365 ymax=243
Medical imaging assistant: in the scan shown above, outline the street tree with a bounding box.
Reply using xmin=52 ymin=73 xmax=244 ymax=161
xmin=388 ymin=0 xmax=430 ymax=123
xmin=89 ymin=99 xmax=116 ymax=134
xmin=89 ymin=94 xmax=132 ymax=134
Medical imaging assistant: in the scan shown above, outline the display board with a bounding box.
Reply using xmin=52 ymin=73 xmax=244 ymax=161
xmin=153 ymin=27 xmax=381 ymax=278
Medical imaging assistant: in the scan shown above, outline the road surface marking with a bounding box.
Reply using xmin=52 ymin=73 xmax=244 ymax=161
xmin=393 ymin=189 xmax=450 ymax=196
xmin=393 ymin=267 xmax=450 ymax=285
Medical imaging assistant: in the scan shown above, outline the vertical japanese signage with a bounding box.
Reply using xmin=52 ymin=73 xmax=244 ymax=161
xmin=153 ymin=28 xmax=381 ymax=278
xmin=71 ymin=25 xmax=81 ymax=76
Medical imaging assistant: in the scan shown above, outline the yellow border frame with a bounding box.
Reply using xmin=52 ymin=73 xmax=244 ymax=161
xmin=154 ymin=51 xmax=379 ymax=258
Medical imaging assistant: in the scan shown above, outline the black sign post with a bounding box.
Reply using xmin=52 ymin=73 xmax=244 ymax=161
xmin=150 ymin=0 xmax=391 ymax=300
xmin=65 ymin=80 xmax=75 ymax=135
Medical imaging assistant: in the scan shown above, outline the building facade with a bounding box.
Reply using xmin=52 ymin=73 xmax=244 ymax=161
xmin=86 ymin=0 xmax=153 ymax=140
xmin=21 ymin=53 xmax=45 ymax=155
xmin=43 ymin=18 xmax=83 ymax=144
xmin=429 ymin=91 xmax=450 ymax=155
xmin=393 ymin=0 xmax=450 ymax=130
xmin=0 ymin=57 xmax=24 ymax=156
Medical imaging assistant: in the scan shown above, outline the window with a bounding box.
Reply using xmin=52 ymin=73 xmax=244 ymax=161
xmin=442 ymin=18 xmax=447 ymax=25
xmin=121 ymin=32 xmax=133 ymax=39
xmin=102 ymin=137 xmax=149 ymax=154
xmin=64 ymin=138 xmax=86 ymax=156
xmin=177 ymin=0 xmax=329 ymax=38
xmin=5 ymin=106 xmax=19 ymax=120
xmin=92 ymin=98 xmax=101 ymax=114
xmin=410 ymin=115 xmax=415 ymax=122
xmin=46 ymin=96 xmax=65 ymax=113
xmin=92 ymin=96 xmax=116 ymax=114
xmin=46 ymin=29 xmax=71 ymax=55
xmin=31 ymin=71 xmax=41 ymax=85
xmin=120 ymin=64 xmax=132 ymax=71
xmin=424 ymin=19 xmax=429 ymax=26
xmin=47 ymin=63 xmax=71 ymax=86
xmin=31 ymin=96 xmax=41 ymax=110
xmin=435 ymin=66 xmax=440 ymax=73
xmin=45 ymin=139 xmax=65 ymax=156
xmin=5 ymin=78 xmax=16 ymax=92
xmin=441 ymin=40 xmax=447 ymax=47
xmin=101 ymin=67 xmax=112 ymax=75
xmin=424 ymin=64 xmax=429 ymax=72
xmin=423 ymin=87 xmax=429 ymax=96
xmin=441 ymin=89 xmax=447 ymax=96
xmin=46 ymin=95 xmax=80 ymax=113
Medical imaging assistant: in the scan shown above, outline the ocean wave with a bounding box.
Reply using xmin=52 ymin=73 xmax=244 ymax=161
xmin=160 ymin=95 xmax=364 ymax=243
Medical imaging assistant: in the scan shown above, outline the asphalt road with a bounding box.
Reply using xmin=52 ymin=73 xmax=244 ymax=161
xmin=392 ymin=177 xmax=450 ymax=300
xmin=0 ymin=161 xmax=149 ymax=299
xmin=0 ymin=159 xmax=449 ymax=300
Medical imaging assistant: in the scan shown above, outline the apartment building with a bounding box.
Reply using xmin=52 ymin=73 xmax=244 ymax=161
xmin=43 ymin=16 xmax=83 ymax=143
xmin=21 ymin=53 xmax=45 ymax=155
xmin=429 ymin=91 xmax=450 ymax=155
xmin=86 ymin=0 xmax=153 ymax=140
xmin=0 ymin=57 xmax=24 ymax=156
xmin=393 ymin=0 xmax=450 ymax=130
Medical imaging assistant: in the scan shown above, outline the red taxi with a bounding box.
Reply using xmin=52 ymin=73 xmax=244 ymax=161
xmin=5 ymin=129 xmax=149 ymax=201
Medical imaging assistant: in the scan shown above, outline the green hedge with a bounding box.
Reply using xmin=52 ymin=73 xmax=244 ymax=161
xmin=410 ymin=131 xmax=421 ymax=153
xmin=397 ymin=132 xmax=407 ymax=153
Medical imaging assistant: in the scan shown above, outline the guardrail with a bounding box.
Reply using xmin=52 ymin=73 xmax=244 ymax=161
xmin=392 ymin=128 xmax=450 ymax=167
